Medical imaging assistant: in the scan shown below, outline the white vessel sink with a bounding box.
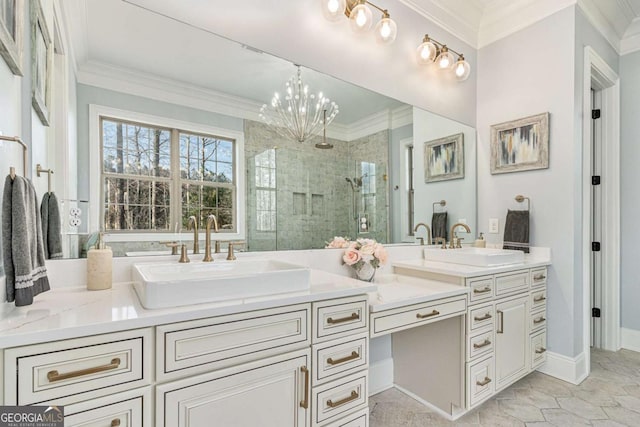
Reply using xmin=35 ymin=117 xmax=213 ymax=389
xmin=423 ymin=247 xmax=524 ymax=267
xmin=131 ymin=259 xmax=311 ymax=309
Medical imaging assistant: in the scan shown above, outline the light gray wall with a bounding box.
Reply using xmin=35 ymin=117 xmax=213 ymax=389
xmin=389 ymin=123 xmax=413 ymax=242
xmin=477 ymin=7 xmax=577 ymax=357
xmin=620 ymin=50 xmax=640 ymax=331
xmin=76 ymin=84 xmax=244 ymax=201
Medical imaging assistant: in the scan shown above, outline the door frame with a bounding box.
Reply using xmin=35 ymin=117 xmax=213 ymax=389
xmin=581 ymin=46 xmax=620 ymax=372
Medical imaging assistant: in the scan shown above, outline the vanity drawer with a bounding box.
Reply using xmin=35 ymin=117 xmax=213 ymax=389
xmin=314 ymin=297 xmax=368 ymax=343
xmin=468 ymin=329 xmax=494 ymax=361
xmin=468 ymin=303 xmax=495 ymax=332
xmin=370 ymin=295 xmax=466 ymax=338
xmin=64 ymin=387 xmax=151 ymax=427
xmin=468 ymin=276 xmax=494 ymax=304
xmin=495 ymin=271 xmax=529 ymax=296
xmin=4 ymin=329 xmax=152 ymax=406
xmin=313 ymin=333 xmax=368 ymax=385
xmin=157 ymin=304 xmax=310 ymax=381
xmin=324 ymin=408 xmax=368 ymax=427
xmin=531 ymin=268 xmax=548 ymax=288
xmin=530 ymin=308 xmax=547 ymax=332
xmin=313 ymin=371 xmax=368 ymax=426
xmin=467 ymin=355 xmax=494 ymax=408
xmin=530 ymin=288 xmax=547 ymax=311
xmin=531 ymin=331 xmax=547 ymax=369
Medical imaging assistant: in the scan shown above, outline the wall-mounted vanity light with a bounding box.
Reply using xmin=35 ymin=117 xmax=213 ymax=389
xmin=321 ymin=0 xmax=398 ymax=44
xmin=416 ymin=34 xmax=471 ymax=81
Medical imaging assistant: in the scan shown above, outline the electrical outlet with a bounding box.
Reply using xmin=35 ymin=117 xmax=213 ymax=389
xmin=69 ymin=217 xmax=81 ymax=227
xmin=489 ymin=218 xmax=499 ymax=233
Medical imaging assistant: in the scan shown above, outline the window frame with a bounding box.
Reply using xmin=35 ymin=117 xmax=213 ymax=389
xmin=89 ymin=105 xmax=245 ymax=242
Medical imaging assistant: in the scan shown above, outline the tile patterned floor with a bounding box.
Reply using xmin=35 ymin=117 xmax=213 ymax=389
xmin=369 ymin=349 xmax=640 ymax=426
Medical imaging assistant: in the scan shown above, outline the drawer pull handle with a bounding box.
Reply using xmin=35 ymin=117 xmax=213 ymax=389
xmin=533 ymin=274 xmax=546 ymax=281
xmin=327 ymin=390 xmax=359 ymax=408
xmin=473 ymin=339 xmax=492 ymax=349
xmin=533 ymin=316 xmax=546 ymax=324
xmin=47 ymin=358 xmax=121 ymax=382
xmin=476 ymin=377 xmax=492 ymax=387
xmin=473 ymin=286 xmax=492 ymax=294
xmin=416 ymin=310 xmax=440 ymax=319
xmin=327 ymin=351 xmax=360 ymax=366
xmin=473 ymin=313 xmax=492 ymax=321
xmin=497 ymin=310 xmax=504 ymax=334
xmin=535 ymin=347 xmax=547 ymax=354
xmin=534 ymin=295 xmax=547 ymax=302
xmin=327 ymin=312 xmax=360 ymax=325
xmin=111 ymin=419 xmax=121 ymax=427
xmin=300 ymin=366 xmax=310 ymax=409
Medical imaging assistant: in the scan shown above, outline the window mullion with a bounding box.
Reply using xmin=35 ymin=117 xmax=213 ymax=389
xmin=170 ymin=128 xmax=182 ymax=231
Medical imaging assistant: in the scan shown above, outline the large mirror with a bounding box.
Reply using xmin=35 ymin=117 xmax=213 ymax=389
xmin=55 ymin=0 xmax=476 ymax=257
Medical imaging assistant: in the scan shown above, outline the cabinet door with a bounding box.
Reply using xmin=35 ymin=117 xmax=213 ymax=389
xmin=163 ymin=354 xmax=310 ymax=427
xmin=495 ymin=296 xmax=528 ymax=390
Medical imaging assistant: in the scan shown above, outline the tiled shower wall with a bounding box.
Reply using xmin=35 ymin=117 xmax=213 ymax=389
xmin=245 ymin=120 xmax=389 ymax=251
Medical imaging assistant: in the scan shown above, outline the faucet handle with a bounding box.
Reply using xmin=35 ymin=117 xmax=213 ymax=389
xmin=227 ymin=241 xmax=245 ymax=261
xmin=160 ymin=241 xmax=179 ymax=255
xmin=179 ymin=244 xmax=190 ymax=263
xmin=417 ymin=237 xmax=424 ymax=246
xmin=434 ymin=237 xmax=447 ymax=249
xmin=456 ymin=237 xmax=464 ymax=249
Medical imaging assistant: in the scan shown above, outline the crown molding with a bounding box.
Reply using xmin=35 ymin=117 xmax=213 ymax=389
xmin=577 ymin=0 xmax=621 ymax=54
xmin=478 ymin=0 xmax=577 ymax=48
xmin=398 ymin=0 xmax=481 ymax=48
xmin=621 ymin=19 xmax=640 ymax=55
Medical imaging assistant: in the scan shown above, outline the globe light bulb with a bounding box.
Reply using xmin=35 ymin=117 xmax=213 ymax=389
xmin=322 ymin=0 xmax=346 ymax=22
xmin=374 ymin=12 xmax=397 ymax=44
xmin=349 ymin=2 xmax=373 ymax=32
xmin=454 ymin=55 xmax=471 ymax=81
xmin=416 ymin=36 xmax=437 ymax=65
xmin=436 ymin=46 xmax=455 ymax=70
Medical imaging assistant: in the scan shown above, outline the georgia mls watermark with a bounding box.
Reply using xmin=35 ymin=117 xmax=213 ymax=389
xmin=0 ymin=406 xmax=63 ymax=427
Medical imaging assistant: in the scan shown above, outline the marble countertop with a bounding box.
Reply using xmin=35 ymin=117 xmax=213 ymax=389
xmin=369 ymin=274 xmax=469 ymax=312
xmin=392 ymin=256 xmax=551 ymax=278
xmin=0 ymin=269 xmax=376 ymax=348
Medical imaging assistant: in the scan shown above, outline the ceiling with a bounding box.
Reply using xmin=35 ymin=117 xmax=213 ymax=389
xmin=401 ymin=0 xmax=640 ymax=53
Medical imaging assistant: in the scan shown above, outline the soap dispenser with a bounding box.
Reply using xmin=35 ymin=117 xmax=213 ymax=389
xmin=474 ymin=232 xmax=486 ymax=248
xmin=87 ymin=232 xmax=113 ymax=290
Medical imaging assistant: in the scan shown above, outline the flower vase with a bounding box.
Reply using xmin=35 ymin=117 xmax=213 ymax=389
xmin=355 ymin=262 xmax=376 ymax=282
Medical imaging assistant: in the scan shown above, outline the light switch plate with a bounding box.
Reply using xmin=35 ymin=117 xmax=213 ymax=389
xmin=489 ymin=218 xmax=499 ymax=233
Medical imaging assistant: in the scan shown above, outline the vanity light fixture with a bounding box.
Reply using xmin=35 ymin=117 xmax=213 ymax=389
xmin=416 ymin=34 xmax=471 ymax=81
xmin=259 ymin=65 xmax=339 ymax=143
xmin=322 ymin=0 xmax=398 ymax=44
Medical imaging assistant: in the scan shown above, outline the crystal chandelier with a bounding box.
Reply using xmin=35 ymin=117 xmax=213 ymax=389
xmin=259 ymin=66 xmax=339 ymax=143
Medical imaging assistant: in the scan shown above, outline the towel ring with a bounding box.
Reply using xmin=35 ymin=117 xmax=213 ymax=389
xmin=514 ymin=195 xmax=530 ymax=211
xmin=432 ymin=200 xmax=447 ymax=214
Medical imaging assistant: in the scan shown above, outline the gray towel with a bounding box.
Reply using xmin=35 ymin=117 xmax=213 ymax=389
xmin=2 ymin=175 xmax=50 ymax=306
xmin=41 ymin=192 xmax=63 ymax=259
xmin=431 ymin=211 xmax=448 ymax=240
xmin=503 ymin=209 xmax=530 ymax=254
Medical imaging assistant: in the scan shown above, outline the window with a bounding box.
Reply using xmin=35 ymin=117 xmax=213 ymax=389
xmin=254 ymin=149 xmax=276 ymax=232
xmin=101 ymin=117 xmax=237 ymax=233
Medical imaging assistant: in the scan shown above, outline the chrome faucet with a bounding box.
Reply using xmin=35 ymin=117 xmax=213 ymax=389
xmin=187 ymin=216 xmax=200 ymax=254
xmin=413 ymin=223 xmax=432 ymax=245
xmin=449 ymin=223 xmax=471 ymax=249
xmin=203 ymin=214 xmax=219 ymax=262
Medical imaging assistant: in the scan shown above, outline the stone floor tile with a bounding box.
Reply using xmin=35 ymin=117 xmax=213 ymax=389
xmin=525 ymin=423 xmax=556 ymax=427
xmin=591 ymin=420 xmax=631 ymax=427
xmin=540 ymin=408 xmax=591 ymax=426
xmin=579 ymin=377 xmax=630 ymax=396
xmin=498 ymin=400 xmax=546 ymax=423
xmin=557 ymin=396 xmax=608 ymax=420
xmin=514 ymin=388 xmax=560 ymax=409
xmin=613 ymin=395 xmax=640 ymax=414
xmin=603 ymin=406 xmax=640 ymax=426
xmin=572 ymin=388 xmax=620 ymax=407
xmin=622 ymin=384 xmax=640 ymax=398
xmin=477 ymin=408 xmax=526 ymax=427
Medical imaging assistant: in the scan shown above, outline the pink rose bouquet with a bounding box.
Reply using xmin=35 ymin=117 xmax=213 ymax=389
xmin=326 ymin=237 xmax=388 ymax=281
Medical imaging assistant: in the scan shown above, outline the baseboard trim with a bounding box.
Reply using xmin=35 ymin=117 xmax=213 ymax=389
xmin=621 ymin=328 xmax=640 ymax=352
xmin=369 ymin=358 xmax=394 ymax=396
xmin=537 ymin=351 xmax=588 ymax=385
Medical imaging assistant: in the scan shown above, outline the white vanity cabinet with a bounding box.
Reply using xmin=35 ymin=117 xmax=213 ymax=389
xmin=494 ymin=295 xmax=529 ymax=390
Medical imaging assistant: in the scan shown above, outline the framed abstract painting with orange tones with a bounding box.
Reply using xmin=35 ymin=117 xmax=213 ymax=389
xmin=490 ymin=112 xmax=549 ymax=174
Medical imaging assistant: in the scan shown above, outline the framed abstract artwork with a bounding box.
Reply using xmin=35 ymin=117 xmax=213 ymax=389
xmin=31 ymin=0 xmax=52 ymax=126
xmin=490 ymin=112 xmax=549 ymax=174
xmin=0 ymin=0 xmax=24 ymax=75
xmin=424 ymin=132 xmax=464 ymax=183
